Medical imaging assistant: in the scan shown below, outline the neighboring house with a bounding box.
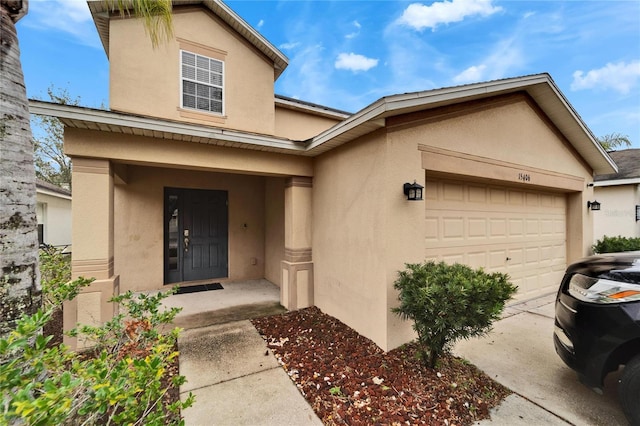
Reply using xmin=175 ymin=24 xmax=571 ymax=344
xmin=593 ymin=149 xmax=640 ymax=242
xmin=36 ymin=179 xmax=72 ymax=251
xmin=29 ymin=0 xmax=617 ymax=350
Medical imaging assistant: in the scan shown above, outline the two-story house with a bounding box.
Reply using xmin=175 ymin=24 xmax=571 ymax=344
xmin=30 ymin=0 xmax=617 ymax=350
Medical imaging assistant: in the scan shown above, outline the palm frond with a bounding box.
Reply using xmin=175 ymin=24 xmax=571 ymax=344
xmin=105 ymin=0 xmax=174 ymax=48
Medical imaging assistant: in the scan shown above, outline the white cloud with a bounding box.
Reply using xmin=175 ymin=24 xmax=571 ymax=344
xmin=279 ymin=41 xmax=301 ymax=50
xmin=257 ymin=19 xmax=265 ymax=29
xmin=571 ymin=61 xmax=640 ymax=94
xmin=23 ymin=0 xmax=101 ymax=48
xmin=335 ymin=53 xmax=379 ymax=72
xmin=27 ymin=0 xmax=92 ymax=35
xmin=346 ymin=20 xmax=361 ymax=39
xmin=453 ymin=65 xmax=487 ymax=83
xmin=452 ymin=37 xmax=524 ymax=84
xmin=397 ymin=0 xmax=502 ymax=31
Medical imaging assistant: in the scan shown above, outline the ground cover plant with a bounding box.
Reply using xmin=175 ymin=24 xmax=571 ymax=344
xmin=252 ymin=307 xmax=511 ymax=425
xmin=0 ymin=247 xmax=193 ymax=425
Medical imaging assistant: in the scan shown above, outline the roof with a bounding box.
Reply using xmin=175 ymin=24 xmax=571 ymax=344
xmin=275 ymin=95 xmax=351 ymax=120
xmin=594 ymin=149 xmax=640 ymax=186
xmin=29 ymin=73 xmax=618 ymax=175
xmin=87 ymin=0 xmax=288 ymax=80
xmin=36 ymin=179 xmax=72 ymax=199
xmin=306 ymin=73 xmax=616 ymax=175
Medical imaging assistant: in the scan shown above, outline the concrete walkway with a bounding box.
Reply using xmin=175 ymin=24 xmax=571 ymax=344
xmin=165 ymin=280 xmax=323 ymax=425
xmin=169 ymin=282 xmax=628 ymax=425
xmin=455 ymin=293 xmax=627 ymax=425
xmin=178 ymin=320 xmax=322 ymax=425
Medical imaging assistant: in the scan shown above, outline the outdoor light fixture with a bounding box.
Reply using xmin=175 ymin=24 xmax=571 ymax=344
xmin=636 ymin=205 xmax=640 ymax=222
xmin=587 ymin=200 xmax=601 ymax=211
xmin=403 ymin=181 xmax=424 ymax=201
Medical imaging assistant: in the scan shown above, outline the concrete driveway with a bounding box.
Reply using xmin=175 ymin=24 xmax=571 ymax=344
xmin=454 ymin=293 xmax=628 ymax=425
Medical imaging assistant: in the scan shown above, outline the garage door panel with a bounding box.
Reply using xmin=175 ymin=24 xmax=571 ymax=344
xmin=443 ymin=182 xmax=464 ymax=201
xmin=526 ymin=219 xmax=539 ymax=236
xmin=540 ymin=219 xmax=554 ymax=236
xmin=425 ymin=217 xmax=438 ymax=241
xmin=425 ymin=177 xmax=566 ymax=301
xmin=443 ymin=218 xmax=464 ymax=239
xmin=508 ymin=191 xmax=524 ymax=205
xmin=469 ymin=185 xmax=487 ymax=203
xmin=490 ymin=219 xmax=507 ymax=237
xmin=489 ymin=250 xmax=508 ymax=268
xmin=490 ymin=188 xmax=507 ymax=204
xmin=469 ymin=218 xmax=488 ymax=238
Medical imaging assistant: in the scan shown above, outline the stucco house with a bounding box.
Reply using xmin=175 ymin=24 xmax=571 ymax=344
xmin=36 ymin=179 xmax=72 ymax=251
xmin=593 ymin=149 xmax=640 ymax=242
xmin=30 ymin=0 xmax=617 ymax=350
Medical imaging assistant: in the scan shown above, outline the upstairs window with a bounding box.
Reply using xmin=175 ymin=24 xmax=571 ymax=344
xmin=181 ymin=50 xmax=224 ymax=114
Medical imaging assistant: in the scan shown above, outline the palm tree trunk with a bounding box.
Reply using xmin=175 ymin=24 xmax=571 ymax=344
xmin=0 ymin=0 xmax=41 ymax=335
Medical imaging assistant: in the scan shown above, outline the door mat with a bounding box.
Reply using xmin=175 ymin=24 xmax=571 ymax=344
xmin=176 ymin=283 xmax=223 ymax=295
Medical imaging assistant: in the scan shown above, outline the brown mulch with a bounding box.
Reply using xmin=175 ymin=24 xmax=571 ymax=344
xmin=252 ymin=306 xmax=510 ymax=425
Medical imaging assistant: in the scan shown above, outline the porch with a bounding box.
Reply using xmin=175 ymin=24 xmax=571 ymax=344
xmin=161 ymin=279 xmax=285 ymax=330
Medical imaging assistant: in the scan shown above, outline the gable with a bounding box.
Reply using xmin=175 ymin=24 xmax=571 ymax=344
xmin=387 ymin=93 xmax=590 ymax=179
xmin=108 ymin=5 xmax=280 ymax=135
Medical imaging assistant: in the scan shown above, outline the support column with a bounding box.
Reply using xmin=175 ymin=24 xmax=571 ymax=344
xmin=64 ymin=158 xmax=119 ymax=349
xmin=281 ymin=176 xmax=313 ymax=310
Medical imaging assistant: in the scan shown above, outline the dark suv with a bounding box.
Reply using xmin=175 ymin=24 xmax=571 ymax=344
xmin=554 ymin=251 xmax=640 ymax=424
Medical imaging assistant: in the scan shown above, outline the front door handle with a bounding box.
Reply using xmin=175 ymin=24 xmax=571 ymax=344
xmin=184 ymin=229 xmax=190 ymax=252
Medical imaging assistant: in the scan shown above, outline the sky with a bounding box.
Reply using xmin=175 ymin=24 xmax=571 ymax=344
xmin=16 ymin=0 xmax=640 ymax=148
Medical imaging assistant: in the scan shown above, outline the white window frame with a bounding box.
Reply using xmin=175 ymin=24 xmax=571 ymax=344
xmin=180 ymin=50 xmax=224 ymax=115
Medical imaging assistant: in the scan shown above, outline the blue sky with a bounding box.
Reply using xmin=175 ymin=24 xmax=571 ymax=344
xmin=17 ymin=0 xmax=640 ymax=148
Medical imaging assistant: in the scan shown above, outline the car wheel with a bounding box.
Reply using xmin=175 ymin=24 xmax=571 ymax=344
xmin=620 ymin=355 xmax=640 ymax=425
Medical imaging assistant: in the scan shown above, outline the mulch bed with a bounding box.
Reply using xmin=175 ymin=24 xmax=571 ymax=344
xmin=252 ymin=306 xmax=511 ymax=425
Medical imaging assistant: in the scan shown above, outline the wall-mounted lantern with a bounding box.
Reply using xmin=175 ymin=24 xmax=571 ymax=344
xmin=587 ymin=200 xmax=601 ymax=211
xmin=403 ymin=181 xmax=424 ymax=201
xmin=636 ymin=205 xmax=639 ymax=222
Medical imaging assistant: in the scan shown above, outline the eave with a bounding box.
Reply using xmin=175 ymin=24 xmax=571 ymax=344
xmin=87 ymin=0 xmax=288 ymax=80
xmin=593 ymin=178 xmax=640 ymax=187
xmin=29 ymin=100 xmax=307 ymax=155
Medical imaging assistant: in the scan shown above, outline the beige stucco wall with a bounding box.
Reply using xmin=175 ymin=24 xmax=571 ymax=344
xmin=64 ymin=128 xmax=313 ymax=178
xmin=274 ymin=106 xmax=343 ymax=141
xmin=36 ymin=192 xmax=72 ymax=248
xmin=265 ymin=177 xmax=285 ymax=286
xmin=313 ymin=94 xmax=596 ymax=351
xmin=113 ymin=165 xmax=267 ymax=292
xmin=312 ymin=130 xmax=395 ymax=349
xmin=109 ymin=6 xmax=276 ymax=135
xmin=593 ymin=184 xmax=640 ymax=242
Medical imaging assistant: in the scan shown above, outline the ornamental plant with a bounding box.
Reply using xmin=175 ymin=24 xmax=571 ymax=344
xmin=0 ymin=247 xmax=194 ymax=425
xmin=393 ymin=261 xmax=517 ymax=369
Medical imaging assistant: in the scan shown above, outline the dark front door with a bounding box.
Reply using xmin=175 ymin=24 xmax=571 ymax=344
xmin=164 ymin=188 xmax=228 ymax=284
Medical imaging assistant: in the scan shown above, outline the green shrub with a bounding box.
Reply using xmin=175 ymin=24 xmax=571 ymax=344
xmin=592 ymin=235 xmax=640 ymax=254
xmin=393 ymin=261 xmax=518 ymax=369
xmin=0 ymin=248 xmax=194 ymax=425
xmin=39 ymin=245 xmax=92 ymax=309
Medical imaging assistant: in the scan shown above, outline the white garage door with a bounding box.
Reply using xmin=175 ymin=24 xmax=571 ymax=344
xmin=425 ymin=177 xmax=566 ymax=301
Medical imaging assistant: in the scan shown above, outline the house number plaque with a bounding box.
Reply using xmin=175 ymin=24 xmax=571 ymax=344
xmin=518 ymin=173 xmax=531 ymax=182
